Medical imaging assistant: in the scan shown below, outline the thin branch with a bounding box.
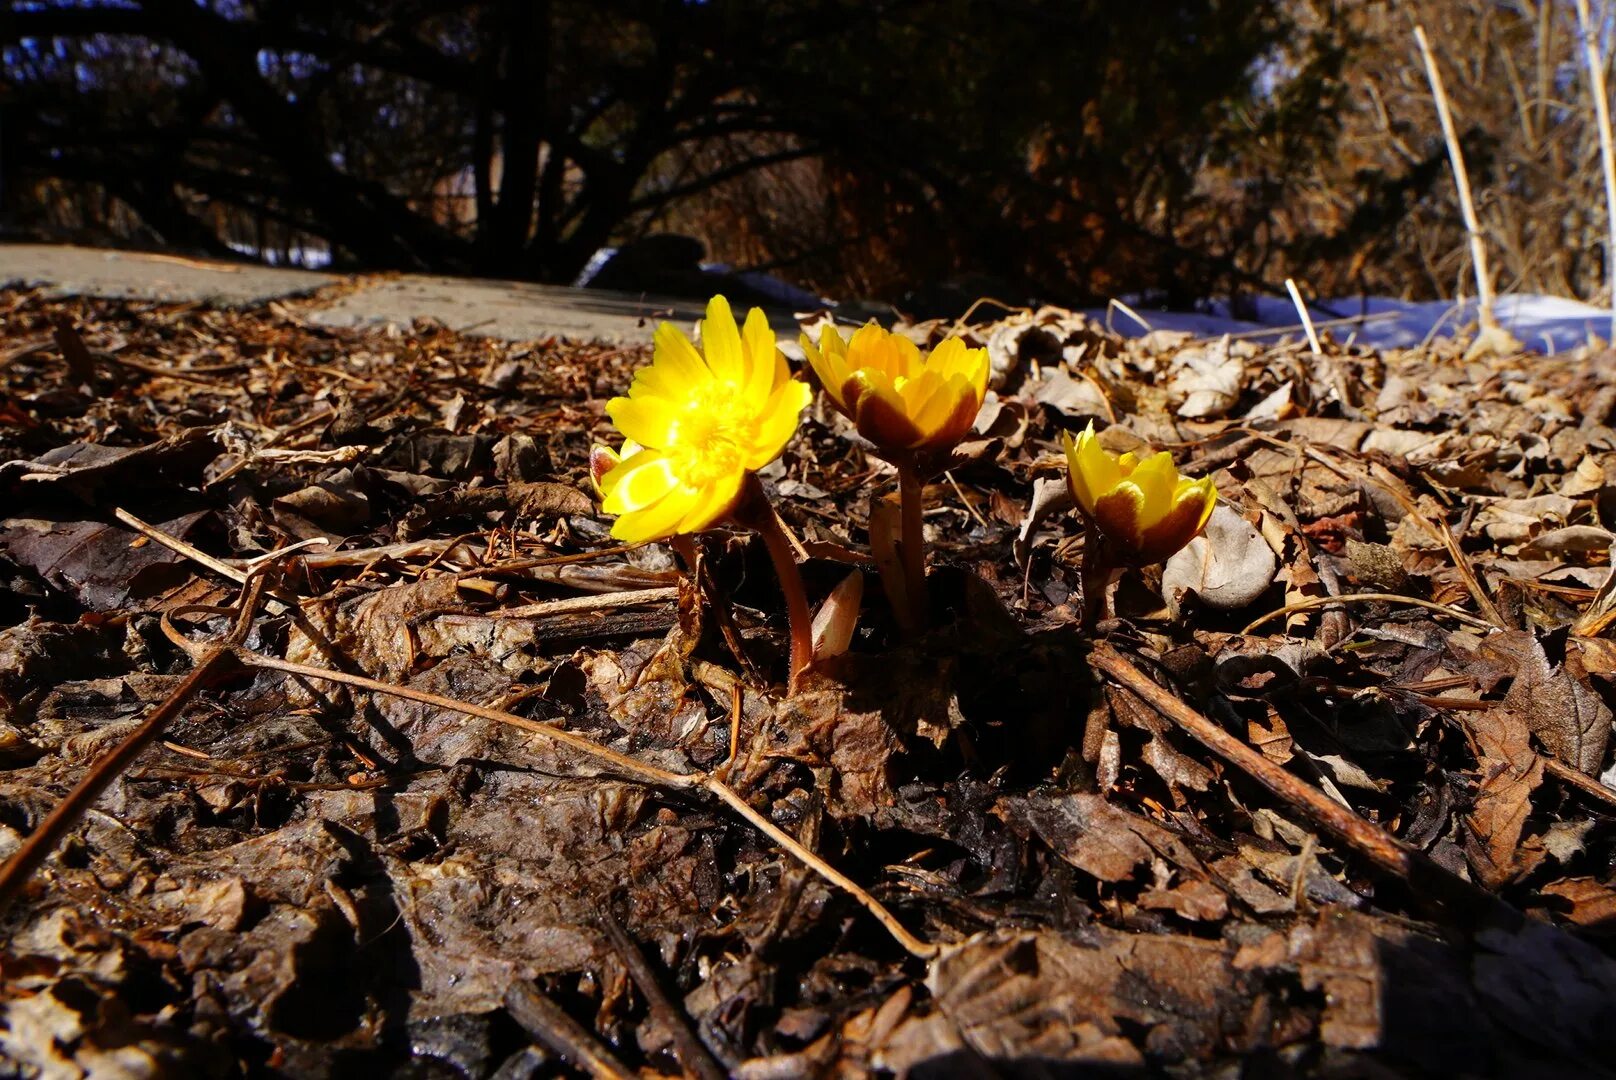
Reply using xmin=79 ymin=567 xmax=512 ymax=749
xmin=234 ymin=650 xmax=937 ymax=959
xmin=1241 ymin=591 xmax=1499 ymax=636
xmin=598 ymin=911 xmax=728 ymax=1080
xmin=1087 ymin=643 xmax=1512 ymax=926
xmin=503 ymin=979 xmax=634 ymax=1080
xmin=0 ymin=569 xmax=274 ymax=918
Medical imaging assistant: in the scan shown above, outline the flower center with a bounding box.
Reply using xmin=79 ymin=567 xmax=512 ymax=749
xmin=667 ymin=381 xmax=757 ymax=486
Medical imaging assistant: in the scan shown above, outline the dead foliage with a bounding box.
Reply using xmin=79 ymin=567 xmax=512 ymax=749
xmin=3 ymin=290 xmax=1616 ymax=1076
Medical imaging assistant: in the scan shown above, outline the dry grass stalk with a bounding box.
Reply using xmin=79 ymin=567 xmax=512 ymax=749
xmin=1284 ymin=277 xmax=1323 ymax=355
xmin=1575 ymin=0 xmax=1616 ymax=342
xmin=1413 ymin=23 xmax=1517 ymax=355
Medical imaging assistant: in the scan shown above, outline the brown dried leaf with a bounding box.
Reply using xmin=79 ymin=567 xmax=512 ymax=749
xmin=997 ymin=791 xmax=1205 ymax=884
xmin=1502 ymin=636 xmax=1611 ymax=775
xmin=1162 ymin=504 xmax=1278 ymax=615
xmin=0 ymin=510 xmax=209 ymax=611
xmin=1540 ymin=877 xmax=1616 ymax=930
xmin=1462 ymin=707 xmax=1545 ymax=889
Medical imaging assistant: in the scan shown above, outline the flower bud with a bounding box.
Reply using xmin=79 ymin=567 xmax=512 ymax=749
xmin=1063 ymin=422 xmax=1216 ymax=563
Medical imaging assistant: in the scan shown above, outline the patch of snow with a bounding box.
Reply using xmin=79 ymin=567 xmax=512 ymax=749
xmin=1082 ymin=293 xmax=1613 ymax=354
xmin=701 ymin=263 xmax=826 ymax=310
xmin=225 ymin=240 xmax=333 ymax=270
xmin=573 ymin=246 xmax=619 ymax=288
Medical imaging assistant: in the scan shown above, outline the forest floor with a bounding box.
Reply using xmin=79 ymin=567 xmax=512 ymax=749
xmin=3 ymin=279 xmax=1616 ymax=1077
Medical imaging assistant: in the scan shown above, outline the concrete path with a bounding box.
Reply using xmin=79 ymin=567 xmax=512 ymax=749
xmin=0 ymin=244 xmax=335 ymax=308
xmin=0 ymin=243 xmax=800 ymax=345
xmin=308 ymin=274 xmax=714 ymax=344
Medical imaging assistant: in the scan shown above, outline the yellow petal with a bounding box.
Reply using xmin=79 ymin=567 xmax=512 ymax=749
xmin=1064 ymin=423 xmax=1122 ymax=515
xmin=745 ymin=378 xmax=813 ymax=469
xmin=600 ymin=451 xmax=678 ymax=515
xmin=675 ymin=469 xmax=745 ymax=534
xmin=1126 ymin=452 xmax=1181 ymax=531
xmin=924 ymin=337 xmax=967 ymax=379
xmin=652 ymin=321 xmax=709 ymax=384
xmin=964 ymin=344 xmax=989 ymax=405
xmin=926 ymin=377 xmax=982 ymax=447
xmin=606 ymin=394 xmax=679 ymax=450
xmin=1093 ymin=484 xmax=1147 ymax=548
xmin=741 ymin=305 xmax=784 ymax=403
xmin=804 ymin=325 xmax=854 ymax=412
xmin=850 ymin=370 xmax=924 ymax=449
xmin=846 ymin=323 xmax=893 ymax=376
xmin=611 ymin=483 xmax=701 ymax=542
xmin=699 ymin=295 xmax=745 ymax=383
xmin=1182 ymin=476 xmax=1218 ymax=533
xmin=895 ymin=369 xmax=961 ymax=443
xmin=890 ymin=333 xmax=924 ymax=381
xmin=1134 ymin=476 xmax=1217 ymax=562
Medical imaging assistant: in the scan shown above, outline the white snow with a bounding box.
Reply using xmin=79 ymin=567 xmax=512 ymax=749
xmin=1082 ymin=293 xmax=1615 ymax=354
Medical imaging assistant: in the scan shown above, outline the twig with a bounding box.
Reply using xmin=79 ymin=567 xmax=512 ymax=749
xmin=1241 ymin=591 xmax=1498 ymax=636
xmin=598 ymin=911 xmax=728 ymax=1080
xmin=718 ymin=682 xmax=744 ymax=780
xmin=1576 ymin=0 xmax=1616 ymax=342
xmin=131 ymin=250 xmax=243 ymax=273
xmin=1189 ymin=310 xmax=1403 ymax=346
xmin=673 ymin=534 xmax=764 ymax=685
xmin=1544 ymin=756 xmax=1616 ymax=810
xmin=496 ymin=587 xmax=679 ymax=619
xmin=114 ymin=507 xmax=300 ymax=615
xmin=1087 ymin=643 xmax=1509 ymax=923
xmin=1285 ymin=278 xmax=1323 ymax=355
xmin=0 ymin=651 xmax=235 ymax=918
xmin=0 ymin=572 xmax=270 ymax=919
xmin=944 ymin=470 xmax=989 ymax=530
xmin=233 ymin=650 xmax=937 ymax=959
xmin=1434 ymin=517 xmax=1507 ymax=629
xmin=503 ymin=980 xmax=634 ymax=1080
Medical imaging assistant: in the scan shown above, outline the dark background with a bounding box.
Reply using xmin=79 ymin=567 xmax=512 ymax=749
xmin=3 ymin=1 xmax=1608 ymax=310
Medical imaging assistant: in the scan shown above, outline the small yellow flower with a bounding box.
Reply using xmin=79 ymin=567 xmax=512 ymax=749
xmin=1063 ymin=422 xmax=1217 ymax=563
xmin=801 ymin=323 xmax=988 ymax=455
xmin=597 ymin=296 xmax=811 ymax=543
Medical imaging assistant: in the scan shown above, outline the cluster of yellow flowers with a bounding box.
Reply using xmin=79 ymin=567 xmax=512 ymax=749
xmin=591 ymin=295 xmax=1217 ymax=683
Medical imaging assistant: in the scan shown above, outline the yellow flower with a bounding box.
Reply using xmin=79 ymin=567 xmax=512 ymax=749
xmin=1063 ymin=422 xmax=1217 ymax=563
xmin=801 ymin=323 xmax=988 ymax=455
xmin=597 ymin=296 xmax=811 ymax=543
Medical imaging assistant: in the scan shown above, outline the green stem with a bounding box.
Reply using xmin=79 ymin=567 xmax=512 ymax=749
xmin=897 ymin=459 xmax=929 ymax=630
xmin=737 ymin=476 xmax=813 ymax=694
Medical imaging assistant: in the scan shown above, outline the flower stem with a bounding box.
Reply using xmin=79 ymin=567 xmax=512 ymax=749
xmin=1080 ymin=532 xmax=1118 ymax=632
xmin=736 ymin=476 xmax=814 ymax=694
xmin=897 ymin=458 xmax=929 ymax=630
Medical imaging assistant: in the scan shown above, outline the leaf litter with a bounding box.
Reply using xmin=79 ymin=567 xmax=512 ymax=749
xmin=2 ymin=290 xmax=1616 ymax=1075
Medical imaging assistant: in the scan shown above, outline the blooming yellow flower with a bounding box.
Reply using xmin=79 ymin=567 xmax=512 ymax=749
xmin=801 ymin=323 xmax=988 ymax=455
xmin=596 ymin=296 xmax=811 ymax=543
xmin=1063 ymin=422 xmax=1217 ymax=563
